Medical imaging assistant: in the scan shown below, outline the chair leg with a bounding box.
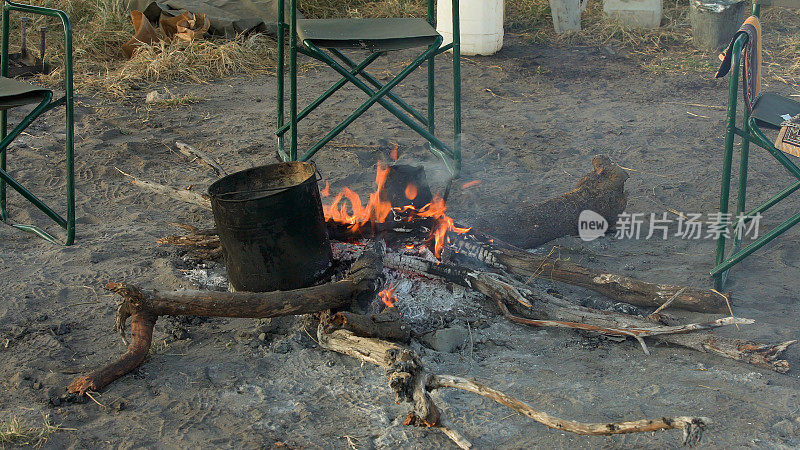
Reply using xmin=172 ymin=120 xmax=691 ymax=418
xmin=65 ymin=93 xmax=75 ymax=245
xmin=1 ymin=108 xmax=7 ymax=221
xmin=288 ymin=5 xmax=298 ymax=161
xmin=731 ymin=109 xmax=750 ymax=255
xmin=451 ymin=0 xmax=462 ymax=176
xmin=714 ymin=119 xmax=737 ymax=290
xmin=276 ymin=10 xmax=286 ymax=161
xmin=427 ymin=54 xmax=435 ymax=137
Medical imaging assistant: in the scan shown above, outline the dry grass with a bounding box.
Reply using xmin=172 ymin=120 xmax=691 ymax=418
xmin=83 ymin=34 xmax=276 ymax=96
xmin=3 ymin=0 xmax=797 ymax=94
xmin=0 ymin=414 xmax=71 ymax=447
xmin=298 ymin=0 xmax=426 ymax=18
xmin=5 ymin=0 xmax=275 ymax=95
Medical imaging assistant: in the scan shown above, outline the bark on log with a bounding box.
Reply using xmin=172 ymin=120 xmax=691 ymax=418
xmin=465 ymin=155 xmax=628 ymax=249
xmin=385 ymin=253 xmax=794 ymax=373
xmin=451 ymin=231 xmax=731 ymax=313
xmin=68 ymin=251 xmax=383 ymax=395
xmin=318 ymin=327 xmax=709 ymax=446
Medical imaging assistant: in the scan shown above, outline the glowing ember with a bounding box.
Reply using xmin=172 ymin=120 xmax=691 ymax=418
xmin=390 ymin=144 xmax=399 ymax=161
xmin=378 ymin=283 xmax=397 ymax=307
xmin=322 ymin=163 xmax=470 ymax=258
xmin=461 ymin=180 xmax=481 ymax=190
xmin=404 ymin=183 xmax=418 ymax=200
xmin=320 ymin=180 xmax=330 ymax=197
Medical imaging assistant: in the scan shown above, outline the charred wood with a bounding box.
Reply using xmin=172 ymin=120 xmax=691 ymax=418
xmin=450 ymin=231 xmax=731 ymax=313
xmin=385 ymin=253 xmax=794 ymax=372
xmin=465 ymin=155 xmax=627 ymax=249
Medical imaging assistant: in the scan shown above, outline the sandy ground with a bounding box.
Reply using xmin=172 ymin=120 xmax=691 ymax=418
xmin=2 ymin=35 xmax=800 ymax=448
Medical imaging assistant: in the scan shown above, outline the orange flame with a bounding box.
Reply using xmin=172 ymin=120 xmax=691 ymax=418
xmin=320 ymin=180 xmax=330 ymax=197
xmin=461 ymin=180 xmax=481 ymax=190
xmin=404 ymin=183 xmax=418 ymax=201
xmin=322 ymin=164 xmax=470 ymax=258
xmin=378 ymin=283 xmax=397 ymax=307
xmin=322 ymin=163 xmax=393 ymax=232
xmin=390 ymin=144 xmax=399 ymax=161
xmin=415 ymin=195 xmax=471 ymax=257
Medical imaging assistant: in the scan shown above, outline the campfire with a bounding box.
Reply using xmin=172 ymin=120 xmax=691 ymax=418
xmin=322 ymin=162 xmax=470 ymax=258
xmin=74 ymin=153 xmax=798 ymax=448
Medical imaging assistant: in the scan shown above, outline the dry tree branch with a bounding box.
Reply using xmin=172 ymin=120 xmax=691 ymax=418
xmin=318 ymin=327 xmax=709 ymax=447
xmin=68 ymin=251 xmax=383 ymax=395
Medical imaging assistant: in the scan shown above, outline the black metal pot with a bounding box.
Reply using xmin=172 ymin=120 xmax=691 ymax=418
xmin=208 ymin=162 xmax=333 ymax=292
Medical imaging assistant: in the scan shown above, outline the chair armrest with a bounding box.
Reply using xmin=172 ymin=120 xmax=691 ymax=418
xmin=2 ymin=0 xmax=73 ymax=99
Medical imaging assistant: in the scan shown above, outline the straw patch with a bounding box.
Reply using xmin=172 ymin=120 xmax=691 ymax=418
xmin=0 ymin=414 xmax=72 ymax=447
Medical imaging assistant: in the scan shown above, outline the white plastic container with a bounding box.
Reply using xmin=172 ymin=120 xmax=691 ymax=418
xmin=603 ymin=0 xmax=663 ymax=28
xmin=436 ymin=0 xmax=504 ymax=56
xmin=549 ymin=0 xmax=587 ymax=33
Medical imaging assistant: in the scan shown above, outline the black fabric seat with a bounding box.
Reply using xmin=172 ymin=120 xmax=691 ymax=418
xmin=752 ymin=92 xmax=800 ymax=129
xmin=0 ymin=76 xmax=51 ymax=110
xmin=296 ymin=18 xmax=440 ymax=51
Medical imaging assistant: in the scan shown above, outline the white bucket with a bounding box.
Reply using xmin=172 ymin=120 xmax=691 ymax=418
xmin=436 ymin=0 xmax=504 ymax=56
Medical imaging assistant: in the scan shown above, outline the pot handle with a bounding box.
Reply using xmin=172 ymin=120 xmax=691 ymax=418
xmin=309 ymin=160 xmax=323 ymax=182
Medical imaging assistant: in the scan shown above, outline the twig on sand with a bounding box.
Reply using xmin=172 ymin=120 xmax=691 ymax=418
xmin=115 ymin=167 xmax=212 ymax=209
xmin=175 ymin=141 xmax=228 ymax=177
xmin=318 ymin=326 xmax=710 ymax=447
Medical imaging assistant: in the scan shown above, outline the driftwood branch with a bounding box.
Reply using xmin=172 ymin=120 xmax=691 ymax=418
xmin=429 ymin=374 xmax=708 ymax=444
xmin=67 ymin=251 xmax=383 ymax=395
xmin=175 ymin=141 xmax=228 ymax=177
xmin=115 ymin=167 xmax=212 ymax=209
xmin=466 ymin=155 xmax=628 ymax=249
xmin=318 ymin=327 xmax=709 ymax=446
xmin=385 ymin=253 xmax=794 ymax=372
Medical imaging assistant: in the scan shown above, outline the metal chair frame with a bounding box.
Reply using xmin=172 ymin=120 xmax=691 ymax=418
xmin=0 ymin=0 xmax=74 ymax=245
xmin=712 ymin=3 xmax=800 ymax=288
xmin=275 ymin=0 xmax=462 ymax=176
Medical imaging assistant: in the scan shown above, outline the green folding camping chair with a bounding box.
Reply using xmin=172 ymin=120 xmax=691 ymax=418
xmin=711 ymin=0 xmax=800 ymax=289
xmin=1 ymin=0 xmax=74 ymax=245
xmin=275 ymin=0 xmax=462 ymax=176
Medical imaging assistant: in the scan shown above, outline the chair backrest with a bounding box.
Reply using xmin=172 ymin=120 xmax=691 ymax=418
xmin=755 ymin=0 xmax=800 ymax=9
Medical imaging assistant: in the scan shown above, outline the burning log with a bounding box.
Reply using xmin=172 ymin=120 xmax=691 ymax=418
xmin=147 ymin=155 xmax=723 ymax=313
xmin=450 ymin=231 xmax=731 ymax=313
xmin=158 ymin=218 xmax=732 ymax=314
xmin=385 ymin=253 xmax=795 ymax=373
xmin=465 ymin=155 xmax=628 ymax=249
xmin=67 ymin=251 xmax=384 ymax=395
xmin=317 ymin=326 xmax=710 ymax=447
